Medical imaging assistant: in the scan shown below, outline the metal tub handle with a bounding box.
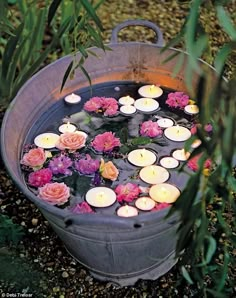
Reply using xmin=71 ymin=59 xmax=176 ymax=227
xmin=110 ymin=19 xmax=164 ymax=47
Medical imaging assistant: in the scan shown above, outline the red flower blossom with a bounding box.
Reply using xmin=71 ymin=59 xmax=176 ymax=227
xmin=140 ymin=120 xmax=163 ymax=138
xmin=28 ymin=168 xmax=52 ymax=187
xmin=91 ymin=132 xmax=121 ymax=152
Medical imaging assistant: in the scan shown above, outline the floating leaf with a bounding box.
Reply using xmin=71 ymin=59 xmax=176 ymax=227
xmin=131 ymin=136 xmax=151 ymax=146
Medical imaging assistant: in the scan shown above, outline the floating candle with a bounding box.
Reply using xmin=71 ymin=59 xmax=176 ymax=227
xmin=118 ymin=95 xmax=135 ymax=105
xmin=159 ymin=156 xmax=179 ymax=169
xmin=172 ymin=149 xmax=190 ymax=161
xmin=139 ymin=165 xmax=169 ymax=184
xmin=164 ymin=125 xmax=191 ymax=142
xmin=58 ymin=122 xmax=77 ymax=133
xmin=184 ymin=104 xmax=199 ymax=115
xmin=128 ymin=149 xmax=157 ymax=167
xmin=157 ymin=118 xmax=174 ymax=128
xmin=34 ymin=133 xmax=60 ymax=149
xmin=138 ymin=85 xmax=163 ymax=98
xmin=191 ymin=139 xmax=202 ymax=149
xmin=134 ymin=98 xmax=159 ymax=112
xmin=64 ymin=93 xmax=81 ymax=104
xmin=86 ymin=187 xmax=116 ymax=208
xmin=120 ymin=105 xmax=136 ymax=115
xmin=117 ymin=205 xmax=139 ymax=217
xmin=135 ymin=197 xmax=155 ymax=211
xmin=149 ymin=183 xmax=180 ymax=203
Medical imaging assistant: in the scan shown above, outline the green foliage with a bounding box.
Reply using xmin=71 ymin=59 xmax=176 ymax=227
xmin=0 ymin=0 xmax=106 ymax=106
xmin=0 ymin=214 xmax=24 ymax=246
xmin=164 ymin=0 xmax=236 ymax=296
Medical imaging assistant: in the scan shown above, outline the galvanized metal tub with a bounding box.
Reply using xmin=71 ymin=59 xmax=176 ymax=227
xmin=0 ymin=20 xmax=217 ymax=286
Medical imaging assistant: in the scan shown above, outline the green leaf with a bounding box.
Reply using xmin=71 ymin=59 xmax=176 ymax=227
xmin=214 ymin=43 xmax=232 ymax=74
xmin=181 ymin=266 xmax=194 ymax=284
xmin=216 ymin=6 xmax=236 ymax=39
xmin=48 ymin=0 xmax=62 ymax=25
xmin=81 ymin=0 xmax=103 ymax=31
xmin=205 ymin=236 xmax=217 ymax=264
xmin=79 ymin=64 xmax=92 ymax=85
xmin=131 ymin=136 xmax=151 ymax=146
xmin=60 ymin=60 xmax=73 ymax=92
xmin=172 ymin=52 xmax=185 ymax=77
xmin=1 ymin=23 xmax=24 ymax=80
xmin=162 ymin=51 xmax=180 ymax=64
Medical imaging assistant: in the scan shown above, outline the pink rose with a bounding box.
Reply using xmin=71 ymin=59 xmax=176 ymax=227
xmin=166 ymin=92 xmax=189 ymax=109
xmin=84 ymin=97 xmax=103 ymax=112
xmin=21 ymin=148 xmax=47 ymax=168
xmin=28 ymin=168 xmax=52 ymax=187
xmin=91 ymin=132 xmax=121 ymax=152
xmin=102 ymin=97 xmax=118 ymax=116
xmin=140 ymin=120 xmax=163 ymax=138
xmin=38 ymin=182 xmax=70 ymax=205
xmin=56 ymin=131 xmax=87 ymax=151
xmin=115 ymin=183 xmax=141 ymax=203
xmin=152 ymin=202 xmax=171 ymax=211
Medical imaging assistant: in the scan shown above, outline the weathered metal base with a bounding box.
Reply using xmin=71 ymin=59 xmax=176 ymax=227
xmin=66 ymin=246 xmax=177 ymax=287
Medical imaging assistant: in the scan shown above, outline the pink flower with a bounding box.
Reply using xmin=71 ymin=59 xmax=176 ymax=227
xmin=84 ymin=97 xmax=103 ymax=112
xmin=56 ymin=131 xmax=87 ymax=151
xmin=166 ymin=92 xmax=189 ymax=109
xmin=190 ymin=124 xmax=198 ymax=135
xmin=115 ymin=183 xmax=141 ymax=203
xmin=91 ymin=132 xmax=121 ymax=152
xmin=187 ymin=154 xmax=212 ymax=172
xmin=21 ymin=148 xmax=47 ymax=168
xmin=28 ymin=168 xmax=52 ymax=187
xmin=140 ymin=120 xmax=163 ymax=138
xmin=204 ymin=123 xmax=213 ymax=133
xmin=38 ymin=182 xmax=70 ymax=205
xmin=102 ymin=97 xmax=118 ymax=116
xmin=84 ymin=96 xmax=118 ymax=116
xmin=70 ymin=202 xmax=94 ymax=214
xmin=152 ymin=202 xmax=171 ymax=211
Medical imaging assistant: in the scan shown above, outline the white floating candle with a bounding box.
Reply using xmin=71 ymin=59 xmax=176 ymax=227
xmin=149 ymin=183 xmax=180 ymax=203
xmin=164 ymin=125 xmax=191 ymax=142
xmin=34 ymin=133 xmax=60 ymax=149
xmin=135 ymin=197 xmax=155 ymax=211
xmin=128 ymin=149 xmax=157 ymax=167
xmin=172 ymin=149 xmax=190 ymax=161
xmin=118 ymin=95 xmax=135 ymax=105
xmin=139 ymin=165 xmax=169 ymax=184
xmin=157 ymin=118 xmax=174 ymax=128
xmin=117 ymin=205 xmax=138 ymax=217
xmin=138 ymin=85 xmax=163 ymax=98
xmin=134 ymin=98 xmax=159 ymax=112
xmin=58 ymin=122 xmax=77 ymax=133
xmin=64 ymin=93 xmax=81 ymax=104
xmin=184 ymin=104 xmax=199 ymax=115
xmin=120 ymin=105 xmax=136 ymax=115
xmin=86 ymin=187 xmax=116 ymax=208
xmin=160 ymin=156 xmax=179 ymax=169
xmin=191 ymin=139 xmax=202 ymax=149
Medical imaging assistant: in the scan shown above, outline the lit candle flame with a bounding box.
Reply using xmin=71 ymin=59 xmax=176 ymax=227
xmin=150 ymin=166 xmax=155 ymax=175
xmin=160 ymin=187 xmax=168 ymax=197
xmin=125 ymin=205 xmax=129 ymax=214
xmin=140 ymin=149 xmax=146 ymax=158
xmin=176 ymin=125 xmax=180 ymax=134
xmin=150 ymin=85 xmax=155 ymax=92
xmin=66 ymin=121 xmax=70 ymax=129
xmin=144 ymin=98 xmax=151 ymax=105
xmin=143 ymin=198 xmax=147 ymax=205
xmin=97 ymin=191 xmax=105 ymax=201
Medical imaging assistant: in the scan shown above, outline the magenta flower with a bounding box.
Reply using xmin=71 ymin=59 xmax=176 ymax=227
xmin=84 ymin=97 xmax=103 ymax=112
xmin=49 ymin=155 xmax=73 ymax=175
xmin=140 ymin=120 xmax=163 ymax=138
xmin=152 ymin=202 xmax=171 ymax=211
xmin=204 ymin=123 xmax=213 ymax=133
xmin=115 ymin=183 xmax=141 ymax=203
xmin=70 ymin=202 xmax=94 ymax=214
xmin=91 ymin=132 xmax=121 ymax=153
xmin=84 ymin=96 xmax=118 ymax=116
xmin=187 ymin=154 xmax=212 ymax=172
xmin=190 ymin=124 xmax=198 ymax=135
xmin=28 ymin=168 xmax=52 ymax=187
xmin=166 ymin=92 xmax=189 ymax=109
xmin=74 ymin=154 xmax=100 ymax=175
xmin=102 ymin=97 xmax=119 ymax=116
